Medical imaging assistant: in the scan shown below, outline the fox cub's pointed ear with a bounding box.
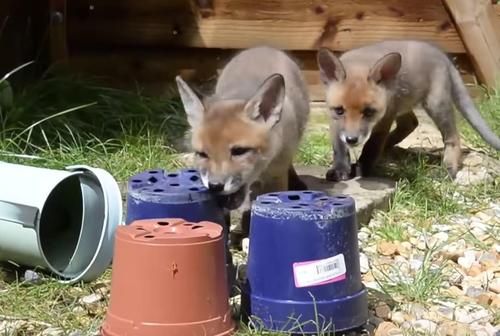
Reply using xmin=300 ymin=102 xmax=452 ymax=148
xmin=244 ymin=74 xmax=285 ymax=128
xmin=317 ymin=48 xmax=346 ymax=85
xmin=176 ymin=76 xmax=205 ymax=128
xmin=368 ymin=52 xmax=402 ymax=85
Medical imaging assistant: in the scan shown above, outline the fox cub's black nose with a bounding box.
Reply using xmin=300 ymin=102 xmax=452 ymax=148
xmin=208 ymin=183 xmax=224 ymax=193
xmin=345 ymin=136 xmax=359 ymax=145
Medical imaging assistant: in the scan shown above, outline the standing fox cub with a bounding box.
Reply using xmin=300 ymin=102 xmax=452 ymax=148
xmin=176 ymin=46 xmax=310 ymax=224
xmin=317 ymin=40 xmax=500 ymax=181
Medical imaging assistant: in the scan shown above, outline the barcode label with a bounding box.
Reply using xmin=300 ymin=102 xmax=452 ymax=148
xmin=316 ymin=261 xmax=338 ymax=274
xmin=293 ymin=254 xmax=346 ymax=288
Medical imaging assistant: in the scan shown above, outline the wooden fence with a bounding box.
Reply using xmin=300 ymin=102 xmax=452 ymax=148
xmin=2 ymin=0 xmax=500 ymax=101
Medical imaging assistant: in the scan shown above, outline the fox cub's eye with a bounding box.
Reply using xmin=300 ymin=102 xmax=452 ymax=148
xmin=231 ymin=146 xmax=253 ymax=156
xmin=362 ymin=107 xmax=377 ymax=118
xmin=196 ymin=151 xmax=208 ymax=159
xmin=331 ymin=106 xmax=345 ymax=116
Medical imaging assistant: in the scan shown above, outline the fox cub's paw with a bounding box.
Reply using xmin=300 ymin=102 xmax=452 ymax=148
xmin=325 ymin=162 xmax=360 ymax=182
xmin=326 ymin=166 xmax=350 ymax=182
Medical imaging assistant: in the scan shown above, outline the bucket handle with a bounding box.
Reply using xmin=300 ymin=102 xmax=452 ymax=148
xmin=0 ymin=200 xmax=39 ymax=229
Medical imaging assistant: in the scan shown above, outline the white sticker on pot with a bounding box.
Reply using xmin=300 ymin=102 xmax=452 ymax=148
xmin=293 ymin=254 xmax=346 ymax=288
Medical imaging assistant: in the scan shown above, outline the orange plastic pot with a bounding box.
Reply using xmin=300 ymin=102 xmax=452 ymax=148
xmin=101 ymin=218 xmax=235 ymax=336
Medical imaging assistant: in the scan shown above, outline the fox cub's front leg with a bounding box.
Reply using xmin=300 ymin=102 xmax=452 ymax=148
xmin=326 ymin=123 xmax=355 ymax=181
xmin=358 ymin=116 xmax=394 ymax=176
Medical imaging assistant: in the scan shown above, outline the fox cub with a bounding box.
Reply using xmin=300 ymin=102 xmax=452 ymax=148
xmin=317 ymin=40 xmax=500 ymax=181
xmin=176 ymin=46 xmax=310 ymax=232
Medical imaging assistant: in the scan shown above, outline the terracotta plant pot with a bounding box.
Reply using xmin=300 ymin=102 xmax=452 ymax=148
xmin=101 ymin=218 xmax=235 ymax=336
xmin=125 ymin=168 xmax=236 ymax=294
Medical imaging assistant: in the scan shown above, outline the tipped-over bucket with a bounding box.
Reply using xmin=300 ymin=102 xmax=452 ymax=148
xmin=0 ymin=162 xmax=123 ymax=283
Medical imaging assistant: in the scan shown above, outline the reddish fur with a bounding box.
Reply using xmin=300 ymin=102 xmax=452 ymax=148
xmin=327 ymin=75 xmax=387 ymax=134
xmin=192 ymin=100 xmax=269 ymax=176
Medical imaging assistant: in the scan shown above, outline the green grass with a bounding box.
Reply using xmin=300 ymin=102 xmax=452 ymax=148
xmin=373 ymin=243 xmax=448 ymax=304
xmin=460 ymin=88 xmax=500 ymax=160
xmin=0 ymin=64 xmax=499 ymax=335
xmin=0 ymin=67 xmax=188 ymax=179
xmin=0 ymin=267 xmax=110 ymax=335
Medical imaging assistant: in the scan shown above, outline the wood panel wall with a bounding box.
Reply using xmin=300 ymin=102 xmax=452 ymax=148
xmin=50 ymin=1 xmax=500 ymax=100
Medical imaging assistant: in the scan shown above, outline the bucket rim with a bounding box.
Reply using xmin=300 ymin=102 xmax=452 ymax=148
xmin=58 ymin=165 xmax=123 ymax=283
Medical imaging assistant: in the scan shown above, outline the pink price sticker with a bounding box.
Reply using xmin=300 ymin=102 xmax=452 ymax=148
xmin=293 ymin=253 xmax=347 ymax=288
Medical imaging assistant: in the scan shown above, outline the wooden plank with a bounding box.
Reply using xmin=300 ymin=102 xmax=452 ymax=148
xmin=0 ymin=1 xmax=38 ymax=75
xmin=65 ymin=48 xmax=478 ymax=102
xmin=65 ymin=49 xmax=325 ymax=100
xmin=49 ymin=0 xmax=69 ymax=62
xmin=443 ymin=0 xmax=500 ymax=88
xmin=66 ymin=0 xmax=465 ymax=53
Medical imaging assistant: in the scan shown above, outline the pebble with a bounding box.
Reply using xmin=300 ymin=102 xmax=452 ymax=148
xmin=437 ymin=321 xmax=472 ymax=336
xmin=491 ymin=296 xmax=500 ymax=308
xmin=363 ymin=244 xmax=378 ymax=255
xmin=377 ymin=241 xmax=397 ymax=256
xmin=464 ymin=250 xmax=478 ymax=261
xmin=374 ymin=321 xmax=402 ymax=336
xmin=416 ymin=238 xmax=427 ymax=250
xmin=68 ymin=331 xmax=83 ymax=336
xmin=362 ymin=271 xmax=375 ymax=282
xmin=41 ymin=327 xmax=64 ymax=336
xmin=455 ymin=166 xmax=491 ymax=186
xmin=435 ymin=305 xmax=454 ymax=320
xmin=422 ymin=310 xmax=441 ymax=323
xmin=433 ymin=224 xmax=453 ymax=232
xmin=241 ymin=238 xmax=250 ymax=255
xmin=359 ymin=253 xmax=369 ymax=274
xmin=455 ymin=307 xmax=474 ymax=324
xmin=442 ymin=240 xmax=466 ymax=261
xmin=23 ymin=269 xmax=41 ymax=284
xmin=476 ymin=293 xmax=493 ymax=305
xmin=411 ymin=319 xmax=438 ymax=334
xmin=468 ymin=264 xmax=483 ymax=277
xmin=433 ymin=232 xmax=449 ymax=244
xmin=409 ymin=258 xmax=423 ymax=271
xmin=458 ymin=255 xmax=475 ymax=269
xmin=470 ymin=324 xmax=491 ymax=336
xmin=364 ymin=281 xmax=381 ymax=291
xmin=72 ymin=306 xmax=85 ymax=314
xmin=80 ymin=293 xmax=102 ymax=305
xmin=358 ymin=231 xmax=370 ymax=242
xmin=448 ymin=269 xmax=465 ymax=286
xmin=374 ymin=301 xmax=391 ymax=320
xmin=470 ymin=307 xmax=491 ymax=323
xmin=0 ymin=321 xmax=26 ymax=334
xmin=489 ymin=278 xmax=500 ymax=294
xmin=389 ymin=311 xmax=406 ymax=325
xmin=395 ymin=241 xmax=412 ymax=258
xmin=401 ymin=303 xmax=425 ymax=320
xmin=466 ymin=286 xmax=485 ymax=298
xmin=456 ymin=305 xmax=491 ymax=324
xmin=478 ymin=252 xmax=497 ymax=269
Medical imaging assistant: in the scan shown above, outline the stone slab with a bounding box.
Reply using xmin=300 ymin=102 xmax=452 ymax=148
xmin=119 ymin=165 xmax=396 ymax=228
xmin=296 ymin=165 xmax=396 ymax=227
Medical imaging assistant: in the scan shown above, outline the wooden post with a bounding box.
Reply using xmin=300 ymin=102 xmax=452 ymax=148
xmin=443 ymin=0 xmax=500 ymax=88
xmin=49 ymin=0 xmax=68 ymax=62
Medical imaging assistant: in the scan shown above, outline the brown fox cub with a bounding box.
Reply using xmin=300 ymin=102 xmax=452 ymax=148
xmin=317 ymin=40 xmax=500 ymax=181
xmin=176 ymin=46 xmax=310 ymax=221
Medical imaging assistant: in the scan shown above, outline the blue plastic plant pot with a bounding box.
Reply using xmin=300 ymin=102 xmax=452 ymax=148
xmin=125 ymin=168 xmax=235 ymax=293
xmin=126 ymin=168 xmax=225 ymax=226
xmin=244 ymin=191 xmax=368 ymax=334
